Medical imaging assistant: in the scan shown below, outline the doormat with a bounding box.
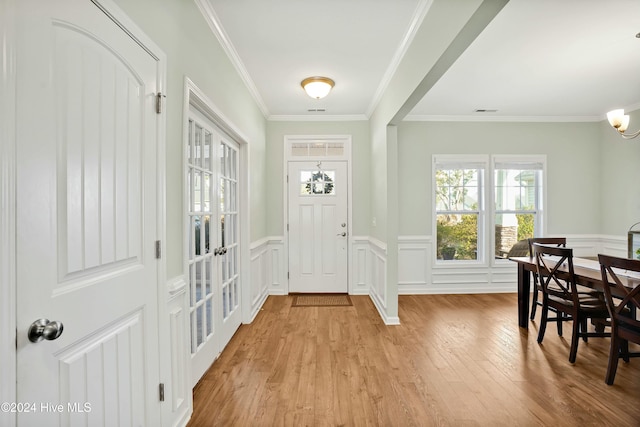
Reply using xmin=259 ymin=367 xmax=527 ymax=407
xmin=291 ymin=294 xmax=353 ymax=307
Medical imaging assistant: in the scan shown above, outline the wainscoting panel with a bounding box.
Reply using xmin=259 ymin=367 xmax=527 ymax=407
xmin=163 ymin=276 xmax=191 ymax=427
xmin=369 ymin=237 xmax=387 ymax=313
xmin=250 ymin=237 xmax=284 ymax=320
xmin=398 ymin=236 xmax=431 ymax=294
xmin=165 ymin=276 xmax=191 ymax=426
xmin=263 ymin=235 xmax=626 ymax=320
xmin=599 ymin=236 xmax=627 ymax=258
xmin=393 ymin=234 xmax=624 ymax=294
xmin=572 ymin=235 xmax=626 ymax=258
xmin=430 ymin=266 xmax=511 ymax=294
xmin=351 ymin=236 xmax=370 ymax=295
xmin=270 ymin=241 xmax=284 ymax=292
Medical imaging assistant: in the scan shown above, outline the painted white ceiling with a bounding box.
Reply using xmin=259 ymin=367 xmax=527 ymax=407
xmin=202 ymin=0 xmax=640 ymax=122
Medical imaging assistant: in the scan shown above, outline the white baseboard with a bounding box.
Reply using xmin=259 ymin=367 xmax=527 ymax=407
xmin=369 ymin=289 xmax=400 ymax=325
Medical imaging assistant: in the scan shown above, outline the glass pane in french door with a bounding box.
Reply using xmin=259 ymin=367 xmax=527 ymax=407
xmin=187 ymin=119 xmax=216 ymax=354
xmin=219 ymin=139 xmax=239 ymax=321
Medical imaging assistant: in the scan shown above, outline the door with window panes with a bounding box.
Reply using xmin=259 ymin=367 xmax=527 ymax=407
xmin=186 ymin=110 xmax=241 ymax=387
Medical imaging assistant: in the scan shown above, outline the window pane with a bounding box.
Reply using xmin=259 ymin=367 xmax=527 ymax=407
xmin=495 ymin=169 xmax=537 ymax=211
xmin=203 ymin=174 xmax=211 ymax=212
xmin=463 ymin=187 xmax=478 ymax=210
xmin=309 ymin=143 xmax=325 ymax=156
xmin=436 ymin=214 xmax=478 ymax=260
xmin=193 ymin=172 xmax=201 ymax=212
xmin=187 ymin=119 xmax=193 ymax=164
xmin=495 ymin=213 xmax=535 ymax=258
xmin=203 ymin=130 xmax=212 ymax=170
xmin=202 ymin=215 xmax=211 ymax=254
xmin=206 ymin=298 xmax=212 ymax=337
xmin=194 ymin=123 xmax=202 ymax=168
xmin=494 ymin=166 xmax=540 ymax=259
xmin=196 ymin=304 xmax=203 ymax=346
xmin=193 ymin=216 xmax=201 ymax=256
xmin=436 ymin=169 xmax=479 ymax=212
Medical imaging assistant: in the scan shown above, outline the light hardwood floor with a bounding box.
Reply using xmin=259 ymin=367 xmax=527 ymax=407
xmin=187 ymin=294 xmax=640 ymax=426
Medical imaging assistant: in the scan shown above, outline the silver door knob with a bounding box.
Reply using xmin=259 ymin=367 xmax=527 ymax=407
xmin=28 ymin=319 xmax=64 ymax=343
xmin=337 ymin=232 xmax=347 ymax=237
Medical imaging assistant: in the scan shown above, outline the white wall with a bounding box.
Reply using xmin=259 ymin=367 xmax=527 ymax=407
xmin=600 ymin=108 xmax=640 ymax=236
xmin=113 ymin=0 xmax=268 ymax=279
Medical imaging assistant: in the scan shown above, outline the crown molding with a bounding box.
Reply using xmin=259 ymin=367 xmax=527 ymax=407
xmin=194 ymin=0 xmax=270 ymax=118
xmin=403 ymin=114 xmax=604 ymax=123
xmin=268 ymin=114 xmax=368 ymax=122
xmin=365 ymin=0 xmax=433 ymax=118
xmin=621 ymin=101 xmax=640 ymax=114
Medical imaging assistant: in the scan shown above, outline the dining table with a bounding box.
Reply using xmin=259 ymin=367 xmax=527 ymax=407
xmin=509 ymin=255 xmax=640 ymax=329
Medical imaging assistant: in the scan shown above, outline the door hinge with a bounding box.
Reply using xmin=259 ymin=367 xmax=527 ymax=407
xmin=287 ymin=223 xmax=289 ymax=232
xmin=155 ymin=240 xmax=162 ymax=259
xmin=287 ymin=272 xmax=290 ymax=279
xmin=159 ymin=383 xmax=165 ymax=402
xmin=156 ymin=92 xmax=165 ymax=114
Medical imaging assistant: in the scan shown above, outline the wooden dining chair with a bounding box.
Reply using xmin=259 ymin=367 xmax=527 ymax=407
xmin=598 ymin=254 xmax=640 ymax=385
xmin=533 ymin=243 xmax=610 ymax=363
xmin=527 ymin=237 xmax=567 ymax=321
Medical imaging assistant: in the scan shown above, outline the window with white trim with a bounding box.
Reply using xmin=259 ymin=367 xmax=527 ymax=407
xmin=493 ymin=157 xmax=544 ymax=259
xmin=433 ymin=155 xmax=545 ymax=263
xmin=434 ymin=157 xmax=486 ymax=262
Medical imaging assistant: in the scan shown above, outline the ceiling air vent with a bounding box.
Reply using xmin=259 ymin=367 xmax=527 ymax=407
xmin=307 ymin=108 xmax=326 ymax=112
xmin=474 ymin=109 xmax=498 ymax=113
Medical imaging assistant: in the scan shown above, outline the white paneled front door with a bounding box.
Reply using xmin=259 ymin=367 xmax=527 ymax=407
xmin=288 ymin=161 xmax=348 ymax=293
xmin=15 ymin=1 xmax=163 ymax=425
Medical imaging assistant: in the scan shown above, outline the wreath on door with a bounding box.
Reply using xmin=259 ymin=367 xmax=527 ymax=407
xmin=304 ymin=171 xmax=334 ymax=194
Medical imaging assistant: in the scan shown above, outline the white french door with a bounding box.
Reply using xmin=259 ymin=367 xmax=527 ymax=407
xmin=186 ymin=109 xmax=241 ymax=387
xmin=288 ymin=161 xmax=348 ymax=293
xmin=14 ymin=0 xmax=163 ymax=425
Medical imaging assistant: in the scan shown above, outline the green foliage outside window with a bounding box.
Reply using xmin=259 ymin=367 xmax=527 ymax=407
xmin=516 ymin=213 xmax=534 ymax=242
xmin=436 ymin=168 xmax=479 ymax=260
xmin=437 ymin=215 xmax=478 ymax=260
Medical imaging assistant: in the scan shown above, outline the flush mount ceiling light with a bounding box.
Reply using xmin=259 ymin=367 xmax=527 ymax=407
xmin=301 ymin=76 xmax=334 ymax=99
xmin=606 ymin=109 xmax=640 ymax=139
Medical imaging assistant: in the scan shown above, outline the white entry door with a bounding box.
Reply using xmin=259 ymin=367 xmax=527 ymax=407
xmin=15 ymin=1 xmax=163 ymax=425
xmin=186 ymin=110 xmax=242 ymax=387
xmin=288 ymin=161 xmax=348 ymax=293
